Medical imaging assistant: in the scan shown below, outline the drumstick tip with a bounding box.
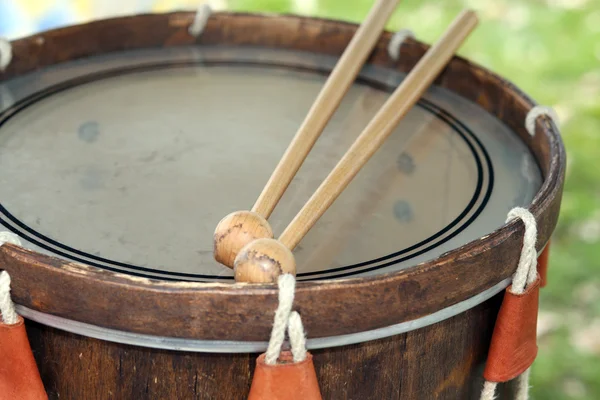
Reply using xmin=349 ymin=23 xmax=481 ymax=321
xmin=214 ymin=211 xmax=274 ymax=269
xmin=234 ymin=238 xmax=296 ymax=284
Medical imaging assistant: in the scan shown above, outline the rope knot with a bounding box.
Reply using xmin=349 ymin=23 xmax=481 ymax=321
xmin=0 ymin=232 xmax=22 ymax=325
xmin=0 ymin=231 xmax=22 ymax=247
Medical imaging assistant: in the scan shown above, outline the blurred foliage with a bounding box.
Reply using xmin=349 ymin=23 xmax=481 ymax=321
xmin=3 ymin=0 xmax=600 ymax=398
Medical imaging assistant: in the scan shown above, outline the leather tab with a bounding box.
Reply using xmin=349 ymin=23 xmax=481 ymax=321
xmin=248 ymin=351 xmax=322 ymax=400
xmin=483 ymin=276 xmax=540 ymax=383
xmin=538 ymin=242 xmax=550 ymax=288
xmin=0 ymin=316 xmax=47 ymax=400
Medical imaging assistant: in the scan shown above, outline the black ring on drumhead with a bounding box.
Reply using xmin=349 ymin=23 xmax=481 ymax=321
xmin=0 ymin=59 xmax=493 ymax=281
xmin=300 ymin=101 xmax=495 ymax=280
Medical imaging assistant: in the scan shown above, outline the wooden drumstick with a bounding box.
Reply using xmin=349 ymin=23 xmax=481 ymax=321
xmin=300 ymin=115 xmax=439 ymax=273
xmin=213 ymin=0 xmax=402 ymax=268
xmin=234 ymin=9 xmax=479 ymax=283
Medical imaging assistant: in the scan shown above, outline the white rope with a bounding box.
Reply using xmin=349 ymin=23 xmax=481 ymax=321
xmin=387 ymin=29 xmax=415 ymax=61
xmin=506 ymin=207 xmax=538 ymax=294
xmin=0 ymin=38 xmax=12 ymax=71
xmin=480 ymin=207 xmax=538 ymax=400
xmin=525 ymin=105 xmax=559 ymax=137
xmin=288 ymin=311 xmax=307 ymax=362
xmin=265 ymin=274 xmax=307 ymax=364
xmin=516 ymin=368 xmax=531 ymax=400
xmin=0 ymin=232 xmax=22 ymax=325
xmin=0 ymin=271 xmax=18 ymax=325
xmin=480 ymin=381 xmax=497 ymax=400
xmin=0 ymin=84 xmax=15 ymax=111
xmin=0 ymin=231 xmax=21 ymax=247
xmin=189 ymin=3 xmax=213 ymax=37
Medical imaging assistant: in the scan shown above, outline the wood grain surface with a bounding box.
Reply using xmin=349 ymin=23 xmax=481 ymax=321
xmin=24 ymin=293 xmax=525 ymax=400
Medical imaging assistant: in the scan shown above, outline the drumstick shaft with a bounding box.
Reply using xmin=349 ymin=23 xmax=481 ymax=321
xmin=252 ymin=0 xmax=401 ymax=218
xmin=279 ymin=9 xmax=478 ymax=250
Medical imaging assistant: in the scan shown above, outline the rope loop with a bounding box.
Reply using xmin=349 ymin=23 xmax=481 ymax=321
xmin=525 ymin=105 xmax=559 ymax=137
xmin=387 ymin=29 xmax=415 ymax=61
xmin=505 ymin=207 xmax=538 ymax=294
xmin=0 ymin=37 xmax=12 ymax=71
xmin=265 ymin=274 xmax=307 ymax=365
xmin=189 ymin=3 xmax=213 ymax=37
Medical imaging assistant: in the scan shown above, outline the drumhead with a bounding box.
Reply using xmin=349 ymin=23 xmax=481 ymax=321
xmin=0 ymin=45 xmax=542 ymax=282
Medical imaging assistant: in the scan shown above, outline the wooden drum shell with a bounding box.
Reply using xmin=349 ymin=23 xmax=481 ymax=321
xmin=0 ymin=11 xmax=565 ymax=400
xmin=27 ymin=296 xmax=509 ymax=399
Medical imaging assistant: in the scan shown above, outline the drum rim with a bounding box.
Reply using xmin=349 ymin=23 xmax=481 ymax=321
xmin=0 ymin=11 xmax=566 ymax=342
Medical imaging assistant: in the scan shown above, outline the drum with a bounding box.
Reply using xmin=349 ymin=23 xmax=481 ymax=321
xmin=0 ymin=11 xmax=565 ymax=400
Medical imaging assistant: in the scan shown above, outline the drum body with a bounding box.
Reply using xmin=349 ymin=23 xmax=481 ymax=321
xmin=0 ymin=12 xmax=565 ymax=400
xmin=24 ymin=300 xmax=503 ymax=399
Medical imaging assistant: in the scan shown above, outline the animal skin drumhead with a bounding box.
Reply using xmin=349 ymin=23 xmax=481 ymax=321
xmin=0 ymin=46 xmax=541 ymax=282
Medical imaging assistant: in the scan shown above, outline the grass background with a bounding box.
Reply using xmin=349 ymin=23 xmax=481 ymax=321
xmin=2 ymin=0 xmax=600 ymax=398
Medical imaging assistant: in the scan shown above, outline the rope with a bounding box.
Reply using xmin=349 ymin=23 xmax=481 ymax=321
xmin=0 ymin=232 xmax=21 ymax=325
xmin=0 ymin=232 xmax=21 ymax=247
xmin=387 ymin=29 xmax=415 ymax=61
xmin=481 ymin=381 xmax=497 ymax=400
xmin=189 ymin=3 xmax=213 ymax=37
xmin=0 ymin=37 xmax=12 ymax=71
xmin=265 ymin=274 xmax=307 ymax=364
xmin=288 ymin=311 xmax=307 ymax=362
xmin=482 ymin=368 xmax=531 ymax=400
xmin=525 ymin=105 xmax=559 ymax=137
xmin=0 ymin=271 xmax=17 ymax=325
xmin=516 ymin=368 xmax=531 ymax=400
xmin=480 ymin=207 xmax=538 ymax=400
xmin=506 ymin=207 xmax=538 ymax=294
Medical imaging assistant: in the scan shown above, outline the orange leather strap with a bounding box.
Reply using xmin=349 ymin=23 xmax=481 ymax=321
xmin=248 ymin=351 xmax=322 ymax=400
xmin=538 ymin=241 xmax=551 ymax=288
xmin=0 ymin=316 xmax=47 ymax=400
xmin=483 ymin=276 xmax=540 ymax=383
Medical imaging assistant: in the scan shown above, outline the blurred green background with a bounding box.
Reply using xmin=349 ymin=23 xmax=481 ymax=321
xmin=2 ymin=0 xmax=599 ymax=398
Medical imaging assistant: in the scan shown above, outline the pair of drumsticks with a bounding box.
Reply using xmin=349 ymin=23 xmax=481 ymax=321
xmin=213 ymin=1 xmax=478 ymax=283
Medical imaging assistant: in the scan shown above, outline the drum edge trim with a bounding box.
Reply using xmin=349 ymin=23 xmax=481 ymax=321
xmin=16 ymin=277 xmax=511 ymax=353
